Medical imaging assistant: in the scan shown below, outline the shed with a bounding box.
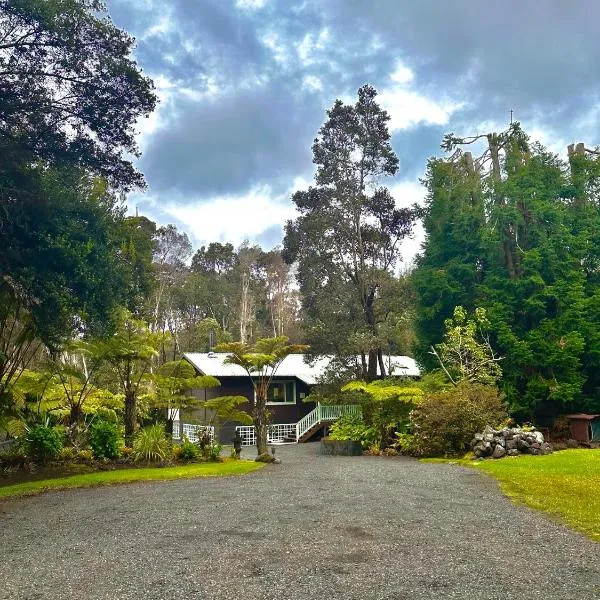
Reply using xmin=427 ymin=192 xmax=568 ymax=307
xmin=566 ymin=414 xmax=600 ymax=443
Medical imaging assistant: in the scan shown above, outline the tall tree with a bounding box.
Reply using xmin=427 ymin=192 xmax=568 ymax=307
xmin=414 ymin=125 xmax=600 ymax=421
xmin=284 ymin=85 xmax=414 ymax=380
xmin=0 ymin=0 xmax=156 ymax=189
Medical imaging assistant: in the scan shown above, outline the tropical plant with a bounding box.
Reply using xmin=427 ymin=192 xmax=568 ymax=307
xmin=89 ymin=420 xmax=121 ymax=460
xmin=215 ymin=336 xmax=308 ymax=457
xmin=328 ymin=414 xmax=377 ymax=449
xmin=25 ymin=423 xmax=63 ymax=463
xmin=178 ymin=437 xmax=200 ymax=461
xmin=341 ymin=380 xmax=423 ymax=448
xmin=131 ymin=425 xmax=171 ymax=463
xmin=99 ymin=311 xmax=163 ymax=444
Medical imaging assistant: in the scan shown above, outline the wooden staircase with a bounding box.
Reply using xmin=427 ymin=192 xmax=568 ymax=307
xmin=295 ymin=403 xmax=361 ymax=443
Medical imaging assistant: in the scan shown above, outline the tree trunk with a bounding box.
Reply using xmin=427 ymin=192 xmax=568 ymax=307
xmin=69 ymin=403 xmax=82 ymax=426
xmin=366 ymin=349 xmax=378 ymax=382
xmin=377 ymin=348 xmax=386 ymax=378
xmin=124 ymin=389 xmax=136 ymax=446
xmin=254 ymin=391 xmax=269 ymax=456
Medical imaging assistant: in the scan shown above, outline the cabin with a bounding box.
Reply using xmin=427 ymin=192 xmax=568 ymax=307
xmin=173 ymin=352 xmax=420 ymax=445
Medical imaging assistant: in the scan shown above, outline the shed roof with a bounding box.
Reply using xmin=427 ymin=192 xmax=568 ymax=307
xmin=183 ymin=353 xmax=420 ymax=385
xmin=566 ymin=413 xmax=600 ymax=421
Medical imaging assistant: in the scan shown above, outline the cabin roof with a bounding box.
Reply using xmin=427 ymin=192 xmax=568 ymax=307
xmin=183 ymin=353 xmax=420 ymax=385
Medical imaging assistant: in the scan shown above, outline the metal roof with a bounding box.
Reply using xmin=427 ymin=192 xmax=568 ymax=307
xmin=183 ymin=353 xmax=420 ymax=385
xmin=566 ymin=413 xmax=600 ymax=421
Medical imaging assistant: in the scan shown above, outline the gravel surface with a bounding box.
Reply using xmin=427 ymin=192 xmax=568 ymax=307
xmin=1 ymin=443 xmax=600 ymax=600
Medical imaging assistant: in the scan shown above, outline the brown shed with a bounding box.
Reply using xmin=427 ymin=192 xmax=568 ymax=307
xmin=566 ymin=414 xmax=600 ymax=443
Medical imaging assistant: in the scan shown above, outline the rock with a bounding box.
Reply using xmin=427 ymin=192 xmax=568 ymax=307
xmin=483 ymin=433 xmax=494 ymax=443
xmin=532 ymin=442 xmax=541 ymax=449
xmin=473 ymin=433 xmax=484 ymax=442
xmin=492 ymin=445 xmax=506 ymax=459
xmin=517 ymin=438 xmax=530 ymax=452
xmin=541 ymin=443 xmax=553 ymax=455
xmin=483 ymin=425 xmax=495 ymax=434
xmin=507 ymin=449 xmax=519 ymax=456
xmin=531 ymin=431 xmax=545 ymax=444
xmin=506 ymin=438 xmax=518 ymax=451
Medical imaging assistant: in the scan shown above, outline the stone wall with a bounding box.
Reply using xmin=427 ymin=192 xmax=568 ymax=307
xmin=471 ymin=426 xmax=553 ymax=458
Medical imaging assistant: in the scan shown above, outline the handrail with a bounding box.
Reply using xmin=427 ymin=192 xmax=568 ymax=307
xmin=295 ymin=403 xmax=360 ymax=441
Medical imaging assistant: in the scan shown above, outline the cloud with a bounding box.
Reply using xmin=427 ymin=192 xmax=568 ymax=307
xmin=160 ymin=185 xmax=297 ymax=249
xmin=106 ymin=0 xmax=600 ymax=261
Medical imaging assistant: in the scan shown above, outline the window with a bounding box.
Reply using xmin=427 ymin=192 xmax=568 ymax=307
xmin=266 ymin=380 xmax=296 ymax=405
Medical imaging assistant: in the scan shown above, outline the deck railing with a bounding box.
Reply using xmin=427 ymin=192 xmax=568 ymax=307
xmin=296 ymin=403 xmax=361 ymax=440
xmin=173 ymin=422 xmax=214 ymax=443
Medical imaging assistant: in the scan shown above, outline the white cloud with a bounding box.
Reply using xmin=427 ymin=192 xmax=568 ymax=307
xmin=378 ymin=60 xmax=463 ymax=132
xmin=236 ymin=0 xmax=269 ymax=10
xmin=162 ymin=185 xmax=297 ymax=248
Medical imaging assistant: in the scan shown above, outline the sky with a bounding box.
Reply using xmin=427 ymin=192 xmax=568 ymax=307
xmin=106 ymin=0 xmax=600 ymax=262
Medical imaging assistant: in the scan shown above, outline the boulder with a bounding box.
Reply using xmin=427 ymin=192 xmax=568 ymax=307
xmin=507 ymin=449 xmax=519 ymax=456
xmin=541 ymin=442 xmax=553 ymax=455
xmin=492 ymin=445 xmax=506 ymax=459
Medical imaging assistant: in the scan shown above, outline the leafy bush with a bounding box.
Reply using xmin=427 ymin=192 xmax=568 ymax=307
xmin=75 ymin=449 xmax=94 ymax=462
xmin=341 ymin=380 xmax=423 ymax=448
xmin=178 ymin=437 xmax=200 ymax=461
xmin=89 ymin=420 xmax=121 ymax=459
xmin=328 ymin=413 xmax=377 ymax=449
xmin=58 ymin=446 xmax=77 ymax=461
xmin=131 ymin=425 xmax=171 ymax=463
xmin=25 ymin=424 xmax=63 ymax=463
xmin=201 ymin=441 xmax=223 ymax=462
xmin=408 ymin=382 xmax=507 ymax=456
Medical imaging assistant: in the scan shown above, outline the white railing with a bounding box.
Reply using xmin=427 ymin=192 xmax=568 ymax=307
xmin=234 ymin=404 xmax=361 ymax=446
xmin=235 ymin=423 xmax=298 ymax=447
xmin=296 ymin=403 xmax=361 ymax=440
xmin=173 ymin=423 xmax=214 ymax=443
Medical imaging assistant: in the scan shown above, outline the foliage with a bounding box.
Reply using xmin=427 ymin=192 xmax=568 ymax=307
xmin=200 ymin=395 xmax=254 ymax=427
xmin=0 ymin=170 xmax=132 ymax=403
xmin=409 ymin=382 xmax=508 ymax=456
xmin=89 ymin=420 xmax=121 ymax=460
xmin=328 ymin=413 xmax=377 ymax=449
xmin=215 ymin=336 xmax=308 ymax=456
xmin=0 ymin=460 xmax=265 ymax=499
xmin=431 ymin=306 xmax=502 ymax=386
xmin=0 ymin=0 xmax=156 ymax=189
xmin=201 ymin=442 xmax=223 ymax=462
xmin=283 ymin=85 xmax=415 ymax=380
xmin=341 ymin=380 xmax=423 ymax=448
xmin=152 ymin=359 xmax=220 ymax=426
xmin=414 ymin=126 xmax=600 ymax=421
xmin=177 ymin=437 xmax=200 ymax=461
xmin=131 ymin=425 xmax=171 ymax=463
xmin=99 ymin=310 xmax=162 ymax=444
xmin=25 ymin=424 xmax=63 ymax=463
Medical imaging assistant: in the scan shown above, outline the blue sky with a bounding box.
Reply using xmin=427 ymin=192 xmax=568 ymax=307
xmin=106 ymin=0 xmax=600 ymax=260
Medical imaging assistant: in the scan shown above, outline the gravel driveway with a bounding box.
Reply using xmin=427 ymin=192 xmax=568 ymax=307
xmin=1 ymin=443 xmax=599 ymax=600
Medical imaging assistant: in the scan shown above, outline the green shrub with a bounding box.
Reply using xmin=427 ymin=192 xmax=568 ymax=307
xmin=89 ymin=420 xmax=121 ymax=459
xmin=201 ymin=441 xmax=223 ymax=462
xmin=328 ymin=413 xmax=377 ymax=449
xmin=178 ymin=437 xmax=200 ymax=461
xmin=25 ymin=424 xmax=63 ymax=463
xmin=131 ymin=425 xmax=171 ymax=463
xmin=408 ymin=382 xmax=507 ymax=456
xmin=58 ymin=446 xmax=77 ymax=461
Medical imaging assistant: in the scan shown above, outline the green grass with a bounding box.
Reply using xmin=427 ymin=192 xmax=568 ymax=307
xmin=430 ymin=449 xmax=600 ymax=541
xmin=0 ymin=459 xmax=265 ymax=499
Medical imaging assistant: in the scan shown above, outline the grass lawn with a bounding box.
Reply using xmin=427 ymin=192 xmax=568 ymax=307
xmin=0 ymin=459 xmax=265 ymax=500
xmin=433 ymin=449 xmax=600 ymax=541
